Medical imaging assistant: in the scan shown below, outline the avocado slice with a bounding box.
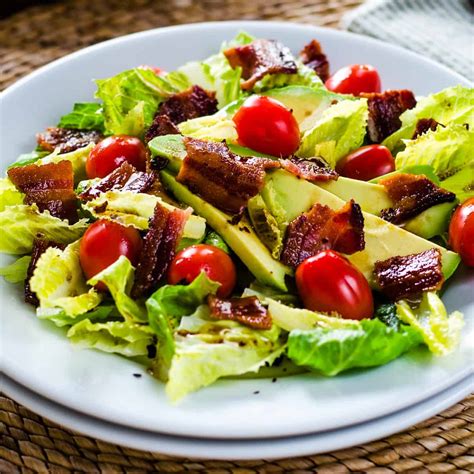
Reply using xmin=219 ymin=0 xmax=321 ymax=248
xmin=403 ymin=202 xmax=456 ymax=239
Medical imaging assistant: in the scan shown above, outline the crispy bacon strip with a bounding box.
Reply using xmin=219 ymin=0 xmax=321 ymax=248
xmin=208 ymin=295 xmax=272 ymax=330
xmin=8 ymin=161 xmax=78 ymax=222
xmin=374 ymin=249 xmax=444 ymax=301
xmin=380 ymin=173 xmax=456 ymax=224
xmin=25 ymin=239 xmax=65 ymax=306
xmin=224 ymin=39 xmax=297 ymax=90
xmin=131 ymin=203 xmax=189 ymax=298
xmin=144 ymin=115 xmax=180 ymax=143
xmin=280 ymin=157 xmax=338 ymax=182
xmin=299 ymin=39 xmax=329 ymax=82
xmin=79 ymin=162 xmax=155 ymax=201
xmin=412 ymin=118 xmax=440 ymax=139
xmin=177 ymin=138 xmax=280 ymax=215
xmin=37 ymin=127 xmax=102 ymax=153
xmin=281 ymin=200 xmax=365 ymax=268
xmin=361 ymin=90 xmax=416 ymax=143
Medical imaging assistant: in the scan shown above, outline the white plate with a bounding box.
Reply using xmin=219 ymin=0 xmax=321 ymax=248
xmin=1 ymin=21 xmax=473 ymax=441
xmin=2 ymin=372 xmax=473 ymax=460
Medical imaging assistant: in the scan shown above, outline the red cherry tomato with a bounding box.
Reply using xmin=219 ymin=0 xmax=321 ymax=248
xmin=233 ymin=96 xmax=300 ymax=157
xmin=325 ymin=64 xmax=381 ymax=95
xmin=79 ymin=220 xmax=143 ymax=289
xmin=168 ymin=244 xmax=237 ymax=298
xmin=86 ymin=135 xmax=147 ymax=179
xmin=336 ymin=145 xmax=395 ymax=181
xmin=449 ymin=197 xmax=474 ymax=267
xmin=295 ymin=250 xmax=374 ymax=320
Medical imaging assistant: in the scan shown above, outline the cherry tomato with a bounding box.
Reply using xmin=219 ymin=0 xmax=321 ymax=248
xmin=295 ymin=250 xmax=374 ymax=320
xmin=233 ymin=96 xmax=300 ymax=157
xmin=336 ymin=145 xmax=395 ymax=181
xmin=448 ymin=197 xmax=474 ymax=267
xmin=86 ymin=135 xmax=147 ymax=179
xmin=79 ymin=220 xmax=143 ymax=288
xmin=168 ymin=244 xmax=237 ymax=298
xmin=325 ymin=64 xmax=381 ymax=95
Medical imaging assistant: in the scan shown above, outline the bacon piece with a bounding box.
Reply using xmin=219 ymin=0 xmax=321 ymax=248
xmin=224 ymin=39 xmax=297 ymax=90
xmin=25 ymin=239 xmax=65 ymax=306
xmin=380 ymin=173 xmax=456 ymax=224
xmin=208 ymin=295 xmax=272 ymax=330
xmin=131 ymin=203 xmax=189 ymax=298
xmin=8 ymin=161 xmax=78 ymax=222
xmin=412 ymin=118 xmax=440 ymax=139
xmin=280 ymin=157 xmax=338 ymax=182
xmin=79 ymin=162 xmax=155 ymax=201
xmin=361 ymin=90 xmax=417 ymax=143
xmin=374 ymin=249 xmax=443 ymax=301
xmin=144 ymin=115 xmax=180 ymax=143
xmin=37 ymin=127 xmax=102 ymax=153
xmin=177 ymin=138 xmax=280 ymax=215
xmin=299 ymin=39 xmax=329 ymax=82
xmin=281 ymin=200 xmax=365 ymax=268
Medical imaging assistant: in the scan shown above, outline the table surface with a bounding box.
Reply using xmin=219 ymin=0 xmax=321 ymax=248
xmin=1 ymin=1 xmax=473 ymax=472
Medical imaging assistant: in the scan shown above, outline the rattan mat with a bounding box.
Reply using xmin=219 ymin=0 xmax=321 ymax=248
xmin=1 ymin=0 xmax=473 ymax=471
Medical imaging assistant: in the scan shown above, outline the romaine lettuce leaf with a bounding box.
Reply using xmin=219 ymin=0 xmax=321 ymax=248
xmin=440 ymin=162 xmax=474 ymax=202
xmin=8 ymin=150 xmax=49 ymax=169
xmin=67 ymin=319 xmax=155 ymax=357
xmin=38 ymin=305 xmax=114 ymax=328
xmin=0 ymin=256 xmax=31 ymax=284
xmin=0 ymin=178 xmax=24 ymax=211
xmin=287 ymin=318 xmax=422 ymax=376
xmin=58 ymin=102 xmax=105 ymax=131
xmin=396 ymin=292 xmax=464 ymax=356
xmin=0 ymin=205 xmax=89 ymax=255
xmin=146 ymin=272 xmax=220 ymax=380
xmin=383 ymin=85 xmax=474 ymax=152
xmin=297 ymin=98 xmax=368 ymax=167
xmin=30 ymin=241 xmax=102 ymax=316
xmin=88 ymin=256 xmax=147 ymax=323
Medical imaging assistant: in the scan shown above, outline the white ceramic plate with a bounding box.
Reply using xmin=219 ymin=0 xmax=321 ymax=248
xmin=2 ymin=372 xmax=473 ymax=460
xmin=1 ymin=21 xmax=473 ymax=441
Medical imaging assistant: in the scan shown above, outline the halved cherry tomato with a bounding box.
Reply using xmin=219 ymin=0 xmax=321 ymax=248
xmin=336 ymin=145 xmax=395 ymax=181
xmin=233 ymin=96 xmax=300 ymax=157
xmin=86 ymin=135 xmax=147 ymax=179
xmin=168 ymin=244 xmax=237 ymax=298
xmin=295 ymin=250 xmax=374 ymax=320
xmin=325 ymin=64 xmax=381 ymax=95
xmin=448 ymin=197 xmax=474 ymax=267
xmin=79 ymin=220 xmax=143 ymax=288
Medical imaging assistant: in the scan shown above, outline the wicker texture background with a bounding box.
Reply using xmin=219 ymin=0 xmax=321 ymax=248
xmin=0 ymin=0 xmax=473 ymax=472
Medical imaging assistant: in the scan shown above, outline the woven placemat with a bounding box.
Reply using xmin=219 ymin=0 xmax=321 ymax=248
xmin=1 ymin=0 xmax=473 ymax=471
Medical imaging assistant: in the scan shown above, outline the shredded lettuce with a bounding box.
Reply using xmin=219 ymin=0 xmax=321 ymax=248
xmin=38 ymin=305 xmax=114 ymax=328
xmin=0 ymin=205 xmax=88 ymax=255
xmin=396 ymin=292 xmax=464 ymax=356
xmin=58 ymin=102 xmax=105 ymax=131
xmin=0 ymin=256 xmax=31 ymax=284
xmin=0 ymin=178 xmax=24 ymax=211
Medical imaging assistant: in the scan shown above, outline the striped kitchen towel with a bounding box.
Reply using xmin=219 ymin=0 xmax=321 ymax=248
xmin=342 ymin=0 xmax=473 ymax=80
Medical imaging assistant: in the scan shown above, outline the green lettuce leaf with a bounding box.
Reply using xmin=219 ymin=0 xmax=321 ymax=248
xmin=0 ymin=205 xmax=89 ymax=255
xmin=0 ymin=178 xmax=24 ymax=211
xmin=58 ymin=102 xmax=105 ymax=131
xmin=30 ymin=241 xmax=102 ymax=316
xmin=396 ymin=292 xmax=464 ymax=356
xmin=440 ymin=162 xmax=474 ymax=202
xmin=8 ymin=150 xmax=49 ymax=169
xmin=38 ymin=305 xmax=114 ymax=328
xmin=88 ymin=256 xmax=147 ymax=323
xmin=374 ymin=303 xmax=400 ymax=329
xmin=67 ymin=319 xmax=155 ymax=357
xmin=146 ymin=272 xmax=220 ymax=380
xmin=297 ymin=98 xmax=368 ymax=167
xmin=287 ymin=318 xmax=422 ymax=376
xmin=0 ymin=256 xmax=31 ymax=283
xmin=204 ymin=231 xmax=230 ymax=253
xmin=383 ymin=85 xmax=474 ymax=152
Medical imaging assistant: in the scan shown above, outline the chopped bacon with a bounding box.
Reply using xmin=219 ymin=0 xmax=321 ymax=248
xmin=131 ymin=203 xmax=189 ymax=298
xmin=299 ymin=39 xmax=329 ymax=82
xmin=361 ymin=90 xmax=417 ymax=143
xmin=374 ymin=249 xmax=444 ymax=301
xmin=379 ymin=173 xmax=456 ymax=224
xmin=79 ymin=162 xmax=155 ymax=201
xmin=8 ymin=161 xmax=78 ymax=222
xmin=25 ymin=239 xmax=65 ymax=306
xmin=224 ymin=39 xmax=297 ymax=90
xmin=412 ymin=118 xmax=440 ymax=139
xmin=177 ymin=138 xmax=280 ymax=215
xmin=280 ymin=157 xmax=338 ymax=182
xmin=208 ymin=295 xmax=272 ymax=330
xmin=37 ymin=127 xmax=102 ymax=153
xmin=281 ymin=200 xmax=365 ymax=268
xmin=144 ymin=115 xmax=180 ymax=143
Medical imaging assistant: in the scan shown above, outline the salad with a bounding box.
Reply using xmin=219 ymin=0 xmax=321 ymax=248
xmin=1 ymin=32 xmax=473 ymax=403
